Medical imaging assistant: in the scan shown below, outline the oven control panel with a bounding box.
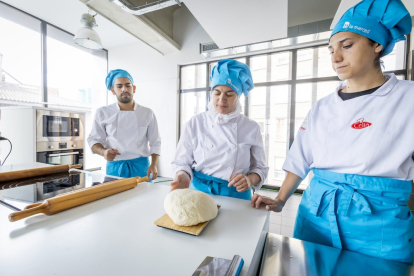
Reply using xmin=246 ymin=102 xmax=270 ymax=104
xmin=37 ymin=141 xmax=84 ymax=152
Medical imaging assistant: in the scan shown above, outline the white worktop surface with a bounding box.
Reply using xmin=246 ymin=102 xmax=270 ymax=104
xmin=0 ymin=162 xmax=52 ymax=173
xmin=0 ymin=174 xmax=269 ymax=275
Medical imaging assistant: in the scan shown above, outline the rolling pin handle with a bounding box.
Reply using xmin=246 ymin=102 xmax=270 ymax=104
xmin=69 ymin=164 xmax=82 ymax=169
xmin=137 ymin=176 xmax=149 ymax=183
xmin=24 ymin=202 xmax=43 ymax=210
xmin=9 ymin=202 xmax=48 ymax=222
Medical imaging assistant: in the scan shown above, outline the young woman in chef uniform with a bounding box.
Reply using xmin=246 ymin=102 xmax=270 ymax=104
xmin=251 ymin=0 xmax=414 ymax=264
xmin=171 ymin=59 xmax=269 ymax=200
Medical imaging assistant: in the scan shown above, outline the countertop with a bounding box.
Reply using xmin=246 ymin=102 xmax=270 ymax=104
xmin=0 ymin=180 xmax=269 ymax=276
xmin=0 ymin=162 xmax=52 ymax=173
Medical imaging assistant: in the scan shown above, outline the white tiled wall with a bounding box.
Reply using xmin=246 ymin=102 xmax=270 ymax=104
xmin=256 ymin=190 xmax=302 ymax=237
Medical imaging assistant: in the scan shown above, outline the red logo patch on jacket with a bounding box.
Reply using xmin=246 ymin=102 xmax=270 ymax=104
xmin=351 ymin=118 xmax=372 ymax=129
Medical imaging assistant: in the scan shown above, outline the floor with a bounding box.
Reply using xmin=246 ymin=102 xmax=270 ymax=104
xmin=255 ymin=190 xmax=302 ymax=237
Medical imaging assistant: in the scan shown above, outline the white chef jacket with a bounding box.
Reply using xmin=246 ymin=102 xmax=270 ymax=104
xmin=172 ymin=112 xmax=269 ymax=188
xmin=283 ymin=73 xmax=414 ymax=181
xmin=87 ymin=102 xmax=161 ymax=161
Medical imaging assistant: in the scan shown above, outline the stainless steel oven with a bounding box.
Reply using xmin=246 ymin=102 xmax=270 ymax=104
xmin=37 ymin=150 xmax=84 ymax=167
xmin=36 ymin=110 xmax=85 ymax=152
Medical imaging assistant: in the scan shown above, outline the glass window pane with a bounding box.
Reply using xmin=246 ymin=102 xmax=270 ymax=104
xmin=46 ymin=25 xmax=107 ymax=110
xmin=272 ymin=38 xmax=293 ymax=48
xmin=297 ymin=49 xmax=314 ymax=79
xmin=270 ymin=52 xmax=291 ymax=81
xmin=295 ymin=80 xmax=312 ymax=184
xmin=249 ymin=86 xmax=266 ymax=119
xmin=235 ymin=58 xmax=246 ymax=64
xmin=267 ymin=85 xmax=290 ymax=187
xmin=382 ymin=40 xmax=406 ymax=71
xmin=317 ymin=31 xmax=331 ymax=40
xmin=0 ymin=3 xmax=41 ymax=104
xmin=317 ymin=81 xmax=340 ymax=100
xmin=249 ymin=42 xmax=271 ymax=51
xmin=180 ymin=91 xmax=206 ymax=135
xmin=317 ymin=46 xmax=337 ymax=78
xmin=297 ymin=34 xmax=317 ymax=44
xmin=180 ymin=64 xmax=207 ymax=89
xmin=250 ymin=55 xmax=268 ymax=83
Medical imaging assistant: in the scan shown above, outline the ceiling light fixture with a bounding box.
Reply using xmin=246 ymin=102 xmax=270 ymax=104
xmin=74 ymin=13 xmax=103 ymax=50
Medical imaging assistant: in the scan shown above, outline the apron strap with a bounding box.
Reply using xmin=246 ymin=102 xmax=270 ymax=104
xmin=309 ymin=183 xmax=373 ymax=249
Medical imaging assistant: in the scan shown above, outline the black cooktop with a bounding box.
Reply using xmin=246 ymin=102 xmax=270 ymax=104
xmin=0 ymin=170 xmax=120 ymax=211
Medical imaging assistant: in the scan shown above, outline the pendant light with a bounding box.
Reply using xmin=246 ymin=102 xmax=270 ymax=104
xmin=74 ymin=13 xmax=103 ymax=50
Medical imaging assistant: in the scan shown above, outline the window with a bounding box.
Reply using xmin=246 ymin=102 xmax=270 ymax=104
xmin=180 ymin=36 xmax=408 ymax=190
xmin=0 ymin=3 xmax=42 ymax=105
xmin=46 ymin=25 xmax=107 ymax=110
xmin=181 ymin=64 xmax=207 ymax=90
xmin=0 ymin=2 xmax=108 ymax=110
xmin=179 ymin=91 xmax=206 ymax=135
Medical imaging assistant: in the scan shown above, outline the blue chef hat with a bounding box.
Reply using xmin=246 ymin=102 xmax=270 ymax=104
xmin=210 ymin=59 xmax=254 ymax=97
xmin=330 ymin=0 xmax=412 ymax=56
xmin=105 ymin=69 xmax=134 ymax=90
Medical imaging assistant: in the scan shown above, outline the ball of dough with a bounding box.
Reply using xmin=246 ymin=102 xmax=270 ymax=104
xmin=164 ymin=189 xmax=218 ymax=226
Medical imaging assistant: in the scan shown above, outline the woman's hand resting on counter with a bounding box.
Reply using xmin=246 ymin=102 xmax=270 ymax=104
xmin=228 ymin=174 xmax=252 ymax=192
xmin=251 ymin=194 xmax=285 ymax=212
xmin=170 ymin=170 xmax=191 ymax=191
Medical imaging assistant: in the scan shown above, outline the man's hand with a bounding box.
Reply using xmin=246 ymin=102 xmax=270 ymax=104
xmin=251 ymin=194 xmax=285 ymax=212
xmin=147 ymin=165 xmax=158 ymax=180
xmin=170 ymin=171 xmax=191 ymax=191
xmin=228 ymin=174 xmax=251 ymax=192
xmin=103 ymin=148 xmax=120 ymax=161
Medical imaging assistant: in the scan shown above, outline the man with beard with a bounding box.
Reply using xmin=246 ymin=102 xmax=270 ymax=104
xmin=87 ymin=69 xmax=161 ymax=180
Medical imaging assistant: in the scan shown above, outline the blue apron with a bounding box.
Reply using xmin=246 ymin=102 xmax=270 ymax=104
xmin=293 ymin=169 xmax=414 ymax=264
xmin=191 ymin=170 xmax=252 ymax=200
xmin=106 ymin=157 xmax=150 ymax=178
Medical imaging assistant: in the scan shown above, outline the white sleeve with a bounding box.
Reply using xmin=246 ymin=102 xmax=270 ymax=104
xmin=147 ymin=111 xmax=161 ymax=155
xmin=87 ymin=110 xmax=107 ymax=150
xmin=248 ymin=127 xmax=269 ymax=189
xmin=282 ymin=111 xmax=313 ymax=179
xmin=171 ymin=121 xmax=194 ymax=180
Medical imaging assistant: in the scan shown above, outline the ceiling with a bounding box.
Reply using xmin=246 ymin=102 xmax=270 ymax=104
xmin=81 ymin=0 xmax=181 ymax=54
xmin=184 ymin=0 xmax=288 ymax=49
xmin=4 ymin=0 xmax=410 ymax=53
xmin=288 ymin=0 xmax=341 ymax=26
xmin=0 ymin=0 xmax=137 ymax=49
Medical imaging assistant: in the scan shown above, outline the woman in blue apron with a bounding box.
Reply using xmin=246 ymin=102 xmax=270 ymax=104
xmin=171 ymin=59 xmax=269 ymax=200
xmin=252 ymin=0 xmax=414 ymax=264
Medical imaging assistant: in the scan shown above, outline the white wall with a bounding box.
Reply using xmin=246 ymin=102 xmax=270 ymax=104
xmin=108 ymin=6 xmax=212 ymax=177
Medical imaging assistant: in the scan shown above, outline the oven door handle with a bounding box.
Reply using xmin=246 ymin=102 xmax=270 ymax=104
xmin=48 ymin=152 xmax=80 ymax=157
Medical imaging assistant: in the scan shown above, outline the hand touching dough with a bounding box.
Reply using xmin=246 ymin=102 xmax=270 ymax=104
xmin=164 ymin=189 xmax=218 ymax=226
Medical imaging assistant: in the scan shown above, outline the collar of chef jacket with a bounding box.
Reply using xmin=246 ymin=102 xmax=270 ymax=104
xmin=115 ymin=100 xmax=138 ymax=111
xmin=334 ymin=73 xmax=398 ymax=102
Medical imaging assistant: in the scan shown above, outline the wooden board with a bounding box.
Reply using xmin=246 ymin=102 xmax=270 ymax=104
xmin=154 ymin=205 xmax=221 ymax=236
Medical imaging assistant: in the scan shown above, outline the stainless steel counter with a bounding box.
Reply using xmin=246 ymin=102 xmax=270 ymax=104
xmin=260 ymin=233 xmax=414 ymax=276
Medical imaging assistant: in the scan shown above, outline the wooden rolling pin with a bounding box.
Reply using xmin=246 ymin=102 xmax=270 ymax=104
xmin=0 ymin=164 xmax=82 ymax=182
xmin=8 ymin=176 xmax=149 ymax=222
